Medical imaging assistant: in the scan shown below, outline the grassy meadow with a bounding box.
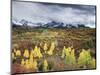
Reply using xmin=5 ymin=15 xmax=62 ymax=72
xmin=11 ymin=27 xmax=96 ymax=74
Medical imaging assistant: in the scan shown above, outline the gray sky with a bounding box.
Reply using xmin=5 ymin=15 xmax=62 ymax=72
xmin=12 ymin=1 xmax=96 ymax=28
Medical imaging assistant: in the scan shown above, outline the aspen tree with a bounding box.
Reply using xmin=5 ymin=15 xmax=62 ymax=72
xmin=70 ymin=49 xmax=76 ymax=64
xmin=33 ymin=59 xmax=38 ymax=70
xmin=43 ymin=43 xmax=48 ymax=53
xmin=61 ymin=46 xmax=66 ymax=58
xmin=65 ymin=47 xmax=71 ymax=64
xmin=21 ymin=59 xmax=25 ymax=66
xmin=90 ymin=58 xmax=96 ymax=68
xmin=38 ymin=47 xmax=43 ymax=58
xmin=25 ymin=59 xmax=30 ymax=69
xmin=43 ymin=59 xmax=48 ymax=71
xmin=47 ymin=42 xmax=55 ymax=55
xmin=78 ymin=49 xmax=92 ymax=67
xmin=15 ymin=50 xmax=21 ymax=56
xmin=12 ymin=52 xmax=16 ymax=59
xmin=33 ymin=46 xmax=38 ymax=58
xmin=13 ymin=48 xmax=16 ymax=53
xmin=23 ymin=49 xmax=29 ymax=58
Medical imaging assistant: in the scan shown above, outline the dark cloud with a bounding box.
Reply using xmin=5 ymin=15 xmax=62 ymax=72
xmin=12 ymin=1 xmax=96 ymax=28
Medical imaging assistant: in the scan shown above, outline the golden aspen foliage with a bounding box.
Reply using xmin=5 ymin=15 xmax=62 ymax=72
xmin=25 ymin=59 xmax=37 ymax=70
xmin=15 ymin=50 xmax=21 ymax=56
xmin=31 ymin=47 xmax=35 ymax=57
xmin=47 ymin=50 xmax=53 ymax=56
xmin=65 ymin=49 xmax=71 ymax=64
xmin=12 ymin=52 xmax=14 ymax=59
xmin=29 ymin=53 xmax=34 ymax=63
xmin=40 ymin=42 xmax=42 ymax=47
xmin=47 ymin=42 xmax=55 ymax=55
xmin=78 ymin=49 xmax=92 ymax=66
xmin=43 ymin=43 xmax=48 ymax=53
xmin=70 ymin=49 xmax=76 ymax=64
xmin=38 ymin=47 xmax=43 ymax=58
xmin=21 ymin=59 xmax=25 ymax=66
xmin=61 ymin=46 xmax=66 ymax=58
xmin=29 ymin=54 xmax=35 ymax=69
xmin=65 ymin=47 xmax=71 ymax=55
xmin=13 ymin=48 xmax=16 ymax=53
xmin=30 ymin=49 xmax=34 ymax=56
xmin=33 ymin=59 xmax=38 ymax=70
xmin=68 ymin=47 xmax=71 ymax=52
xmin=90 ymin=58 xmax=96 ymax=68
xmin=29 ymin=54 xmax=38 ymax=69
xmin=32 ymin=46 xmax=42 ymax=58
xmin=50 ymin=42 xmax=55 ymax=50
xmin=43 ymin=59 xmax=48 ymax=71
xmin=61 ymin=46 xmax=71 ymax=58
xmin=29 ymin=53 xmax=34 ymax=65
xmin=61 ymin=46 xmax=76 ymax=64
xmin=12 ymin=52 xmax=16 ymax=60
xmin=33 ymin=46 xmax=38 ymax=58
xmin=25 ymin=59 xmax=30 ymax=69
xmin=23 ymin=49 xmax=29 ymax=58
xmin=24 ymin=54 xmax=38 ymax=70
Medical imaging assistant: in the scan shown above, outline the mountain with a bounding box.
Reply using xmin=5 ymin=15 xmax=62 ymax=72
xmin=43 ymin=21 xmax=64 ymax=28
xmin=12 ymin=19 xmax=89 ymax=28
xmin=43 ymin=21 xmax=79 ymax=28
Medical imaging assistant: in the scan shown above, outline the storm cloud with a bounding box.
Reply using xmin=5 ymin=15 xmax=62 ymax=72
xmin=12 ymin=1 xmax=96 ymax=28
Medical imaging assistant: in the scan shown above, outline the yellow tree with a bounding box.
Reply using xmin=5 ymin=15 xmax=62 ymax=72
xmin=32 ymin=46 xmax=42 ymax=58
xmin=47 ymin=42 xmax=55 ymax=55
xmin=15 ymin=50 xmax=21 ymax=57
xmin=78 ymin=49 xmax=92 ymax=67
xmin=23 ymin=49 xmax=29 ymax=58
xmin=29 ymin=54 xmax=37 ymax=70
xmin=64 ymin=47 xmax=71 ymax=64
xmin=61 ymin=46 xmax=76 ymax=64
xmin=70 ymin=49 xmax=76 ymax=64
xmin=29 ymin=53 xmax=34 ymax=64
xmin=33 ymin=46 xmax=38 ymax=58
xmin=13 ymin=48 xmax=16 ymax=53
xmin=12 ymin=52 xmax=16 ymax=60
xmin=43 ymin=43 xmax=48 ymax=53
xmin=25 ymin=59 xmax=30 ymax=69
xmin=21 ymin=59 xmax=25 ymax=66
xmin=24 ymin=54 xmax=38 ymax=70
xmin=38 ymin=47 xmax=43 ymax=58
xmin=30 ymin=49 xmax=34 ymax=56
xmin=90 ymin=58 xmax=96 ymax=68
xmin=32 ymin=59 xmax=38 ymax=70
xmin=61 ymin=46 xmax=66 ymax=58
xmin=43 ymin=59 xmax=48 ymax=71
